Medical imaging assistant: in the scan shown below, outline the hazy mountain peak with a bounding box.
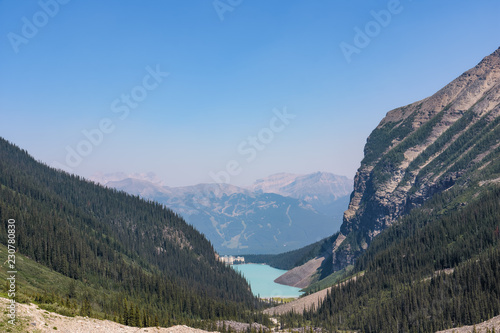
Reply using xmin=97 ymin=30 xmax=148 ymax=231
xmin=97 ymin=171 xmax=352 ymax=254
xmin=251 ymin=172 xmax=353 ymax=201
xmin=174 ymin=183 xmax=251 ymax=199
xmin=91 ymin=171 xmax=165 ymax=186
xmin=252 ymin=172 xmax=302 ymax=193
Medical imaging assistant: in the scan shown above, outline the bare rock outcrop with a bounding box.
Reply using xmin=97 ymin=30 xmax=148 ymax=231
xmin=336 ymin=46 xmax=500 ymax=270
xmin=278 ymin=46 xmax=500 ymax=287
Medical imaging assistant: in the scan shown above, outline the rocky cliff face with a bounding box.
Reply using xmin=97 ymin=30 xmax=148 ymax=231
xmin=278 ymin=47 xmax=500 ymax=284
xmin=336 ymin=46 xmax=500 ymax=268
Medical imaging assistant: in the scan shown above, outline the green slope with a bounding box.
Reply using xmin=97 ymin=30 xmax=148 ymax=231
xmin=280 ymin=182 xmax=500 ymax=332
xmin=0 ymin=242 xmax=108 ymax=317
xmin=0 ymin=137 xmax=259 ymax=328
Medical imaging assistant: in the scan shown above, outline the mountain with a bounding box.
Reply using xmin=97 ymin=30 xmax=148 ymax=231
xmin=97 ymin=172 xmax=352 ymax=254
xmin=0 ymin=137 xmax=258 ymax=328
xmin=282 ymin=186 xmax=500 ymax=331
xmin=251 ymin=172 xmax=353 ymax=216
xmin=265 ymin=47 xmax=500 ymax=332
xmin=335 ymin=45 xmax=500 ymax=268
xmin=274 ymin=46 xmax=500 ymax=287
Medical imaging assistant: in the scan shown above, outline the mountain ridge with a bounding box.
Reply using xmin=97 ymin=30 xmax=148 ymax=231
xmin=265 ymin=46 xmax=500 ymax=332
xmin=94 ymin=172 xmax=353 ymax=254
xmin=341 ymin=45 xmax=500 ymax=249
xmin=276 ymin=45 xmax=500 ymax=287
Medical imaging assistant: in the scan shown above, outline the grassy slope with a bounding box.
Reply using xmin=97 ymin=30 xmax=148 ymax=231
xmin=0 ymin=137 xmax=259 ymax=327
xmin=0 ymin=242 xmax=113 ymax=318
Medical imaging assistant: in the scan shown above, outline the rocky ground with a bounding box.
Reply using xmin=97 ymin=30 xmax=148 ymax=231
xmin=217 ymin=320 xmax=268 ymax=332
xmin=0 ymin=298 xmax=215 ymax=333
xmin=264 ymin=273 xmax=362 ymax=316
xmin=3 ymin=297 xmax=500 ymax=333
xmin=263 ymin=287 xmax=329 ymax=316
xmin=436 ymin=315 xmax=500 ymax=333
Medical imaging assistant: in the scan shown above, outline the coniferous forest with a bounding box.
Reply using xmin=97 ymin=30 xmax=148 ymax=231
xmin=1 ymin=128 xmax=500 ymax=333
xmin=2 ymin=133 xmax=499 ymax=332
xmin=278 ymin=184 xmax=500 ymax=332
xmin=3 ymin=1 xmax=500 ymax=332
xmin=0 ymin=137 xmax=264 ymax=328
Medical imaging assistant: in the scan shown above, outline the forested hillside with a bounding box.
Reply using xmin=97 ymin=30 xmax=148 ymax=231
xmin=278 ymin=183 xmax=500 ymax=332
xmin=245 ymin=235 xmax=338 ymax=270
xmin=0 ymin=137 xmax=259 ymax=328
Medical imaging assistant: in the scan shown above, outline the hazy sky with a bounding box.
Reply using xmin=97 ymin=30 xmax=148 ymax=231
xmin=1 ymin=0 xmax=499 ymax=186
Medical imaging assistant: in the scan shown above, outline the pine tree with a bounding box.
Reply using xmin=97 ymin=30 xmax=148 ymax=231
xmin=80 ymin=297 xmax=92 ymax=317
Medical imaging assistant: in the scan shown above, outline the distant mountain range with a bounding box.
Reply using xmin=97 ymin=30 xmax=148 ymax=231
xmin=92 ymin=172 xmax=353 ymax=254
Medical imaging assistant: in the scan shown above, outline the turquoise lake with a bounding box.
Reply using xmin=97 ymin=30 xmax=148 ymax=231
xmin=232 ymin=264 xmax=303 ymax=298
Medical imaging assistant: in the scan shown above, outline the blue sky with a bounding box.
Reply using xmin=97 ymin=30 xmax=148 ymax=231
xmin=1 ymin=0 xmax=499 ymax=186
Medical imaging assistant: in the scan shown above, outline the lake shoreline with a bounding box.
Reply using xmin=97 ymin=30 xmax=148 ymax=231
xmin=232 ymin=263 xmax=304 ymax=298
